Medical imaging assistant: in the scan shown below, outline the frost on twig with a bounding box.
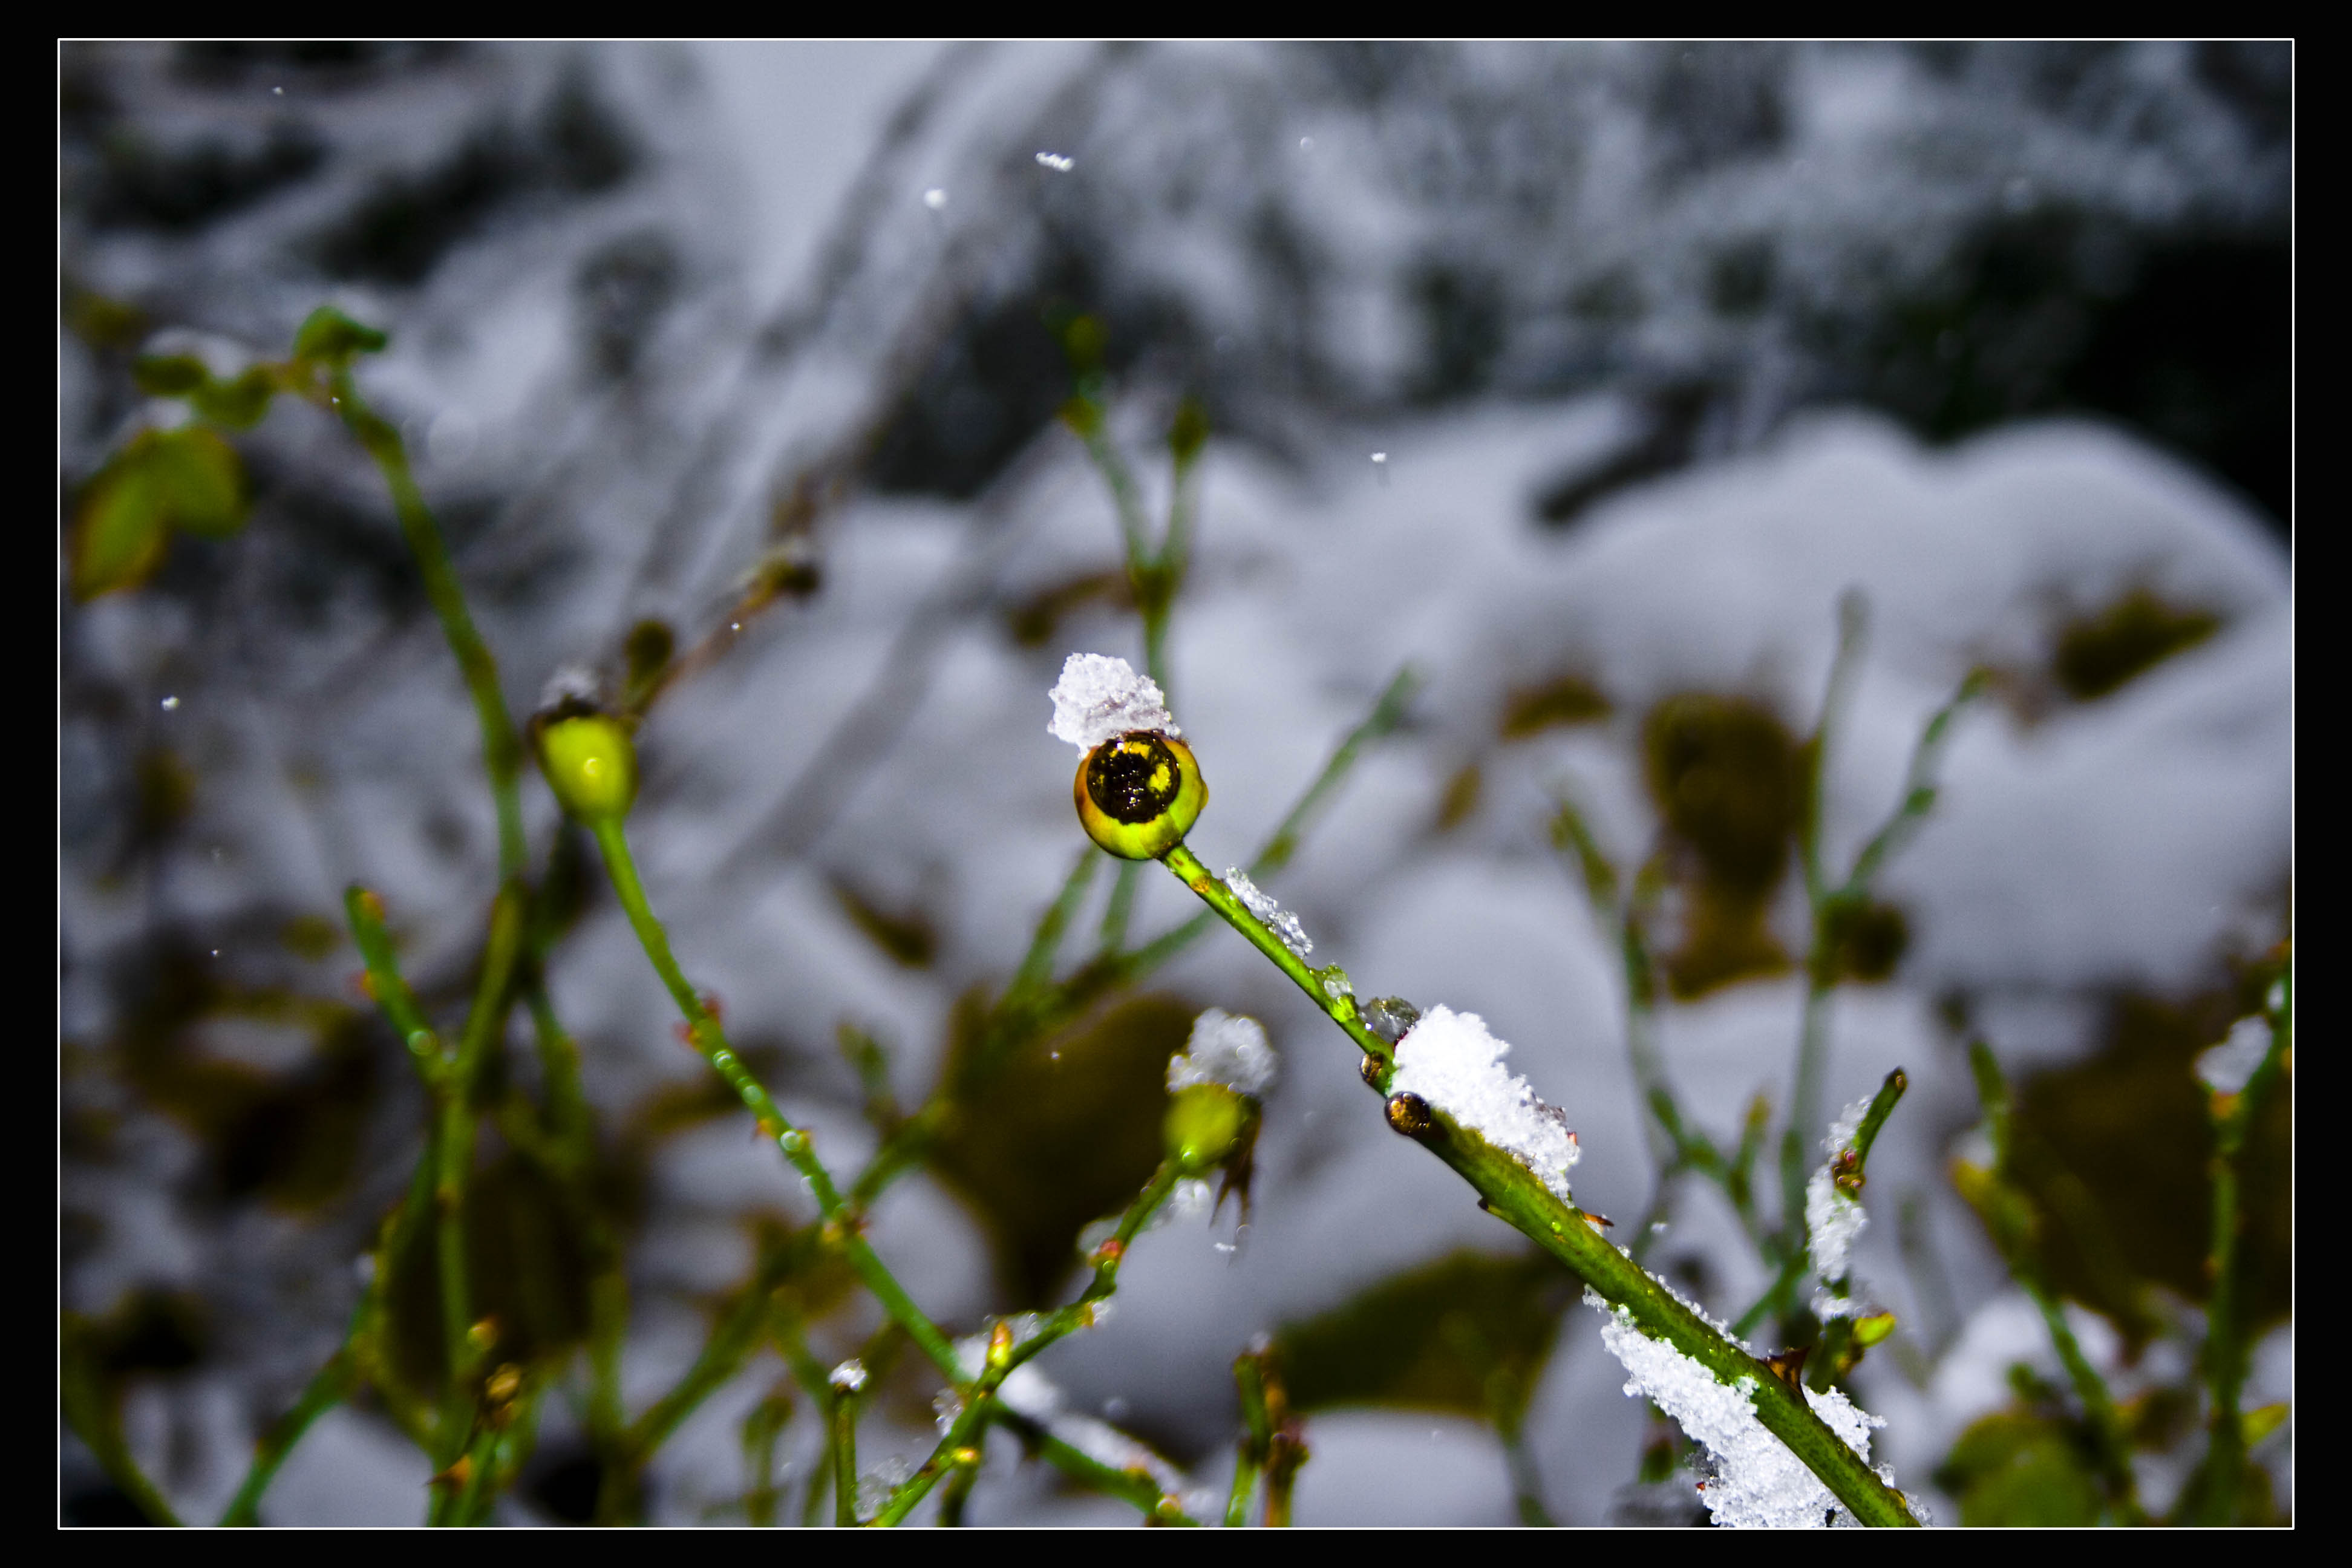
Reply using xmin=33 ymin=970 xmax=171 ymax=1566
xmin=1048 ymin=652 xmax=1178 ymax=751
xmin=1586 ymin=1287 xmax=1893 ymax=1529
xmin=1806 ymin=1097 xmax=1873 ymax=1318
xmin=1224 ymin=868 xmax=1312 ymax=959
xmin=1388 ymin=1005 xmax=1579 ymax=1204
xmin=1168 ymin=1008 xmax=1278 ymax=1097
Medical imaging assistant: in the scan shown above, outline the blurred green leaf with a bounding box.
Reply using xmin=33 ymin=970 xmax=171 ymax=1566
xmin=131 ymin=353 xmax=209 ymax=396
xmin=69 ymin=427 xmax=249 ymax=599
xmin=1935 ymin=1409 xmax=2103 ymax=1526
xmin=2053 ymin=587 xmax=2221 ymax=702
xmin=1641 ymin=693 xmax=1799 ymax=997
xmin=292 ymin=305 xmax=388 ymax=365
xmin=1277 ymin=1249 xmax=1569 ymax=1436
xmin=70 ymin=442 xmax=171 ymax=599
xmin=149 ymin=426 xmax=247 ymax=537
xmin=929 ymin=990 xmax=1189 ymax=1306
xmin=2011 ymin=989 xmax=2290 ymax=1342
xmin=191 ymin=365 xmax=279 ymax=430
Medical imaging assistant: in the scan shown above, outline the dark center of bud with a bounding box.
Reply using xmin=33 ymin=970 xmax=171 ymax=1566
xmin=1086 ymin=733 xmax=1183 ymax=824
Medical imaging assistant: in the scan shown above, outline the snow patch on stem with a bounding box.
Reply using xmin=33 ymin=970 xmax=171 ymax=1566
xmin=1389 ymin=1005 xmax=1578 ymax=1203
xmin=1224 ymin=867 xmax=1312 ymax=958
xmin=1807 ymin=1097 xmax=1873 ymax=1305
xmin=1586 ymin=1287 xmax=1887 ymax=1528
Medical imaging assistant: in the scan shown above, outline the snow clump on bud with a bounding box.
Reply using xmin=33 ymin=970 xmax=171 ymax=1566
xmin=1048 ymin=652 xmax=1178 ymax=751
xmin=1167 ymin=1008 xmax=1277 ymax=1098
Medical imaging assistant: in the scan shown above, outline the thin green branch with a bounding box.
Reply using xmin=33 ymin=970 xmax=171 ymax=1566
xmin=1098 ymin=859 xmax=1141 ymax=953
xmin=1159 ymin=844 xmax=1918 ymax=1527
xmin=344 ymin=886 xmax=444 ymax=1089
xmin=1779 ymin=655 xmax=1982 ymax=1296
xmin=831 ymin=1378 xmax=861 ymax=1526
xmin=874 ymin=1164 xmax=1183 ymax=1526
xmin=61 ymin=1326 xmax=185 ymax=1526
xmin=586 ymin=817 xmax=962 ymax=1383
xmin=1962 ymin=1042 xmax=2143 ymax=1522
xmin=321 ymin=367 xmax=526 ymax=882
xmin=218 ymin=1321 xmax=362 ymax=1526
xmin=2183 ymin=964 xmax=2291 ymax=1525
xmin=1162 ymin=845 xmax=1392 ymax=1070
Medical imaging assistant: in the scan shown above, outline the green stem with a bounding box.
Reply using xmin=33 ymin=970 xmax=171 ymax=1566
xmin=1782 ymin=658 xmax=1981 ymax=1282
xmin=587 ymin=817 xmax=962 ymax=1382
xmin=1099 ymin=859 xmax=1141 ymax=952
xmin=344 ymin=886 xmax=444 ymax=1089
xmin=937 ymin=1447 xmax=981 ymax=1525
xmin=1777 ymin=976 xmax=1834 ymax=1268
xmin=1224 ymin=1444 xmax=1262 ymax=1527
xmin=327 ymin=370 xmax=525 ymax=881
xmin=832 ymin=1381 xmax=860 ymax=1527
xmin=1161 ymin=845 xmax=1393 ymax=1071
xmin=218 ymin=1328 xmax=363 ymax=1526
xmin=60 ymin=1325 xmax=185 ymax=1526
xmin=430 ymin=884 xmax=525 ymax=1463
xmin=2185 ymin=965 xmax=2291 ymax=1524
xmin=873 ymin=1163 xmax=1183 ymax=1526
xmin=1160 ymin=846 xmax=1918 ymax=1527
xmin=1964 ymin=1043 xmax=2142 ymax=1521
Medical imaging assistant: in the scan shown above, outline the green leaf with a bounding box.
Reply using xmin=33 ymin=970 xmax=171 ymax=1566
xmin=1276 ymin=1249 xmax=1568 ymax=1436
xmin=69 ymin=427 xmax=250 ymax=599
xmin=1934 ymin=1410 xmax=2102 ymax=1527
xmin=149 ymin=427 xmax=248 ymax=538
xmin=69 ymin=445 xmax=170 ymax=599
xmin=292 ymin=305 xmax=388 ymax=365
xmin=191 ymin=365 xmax=279 ymax=430
xmin=131 ymin=354 xmax=209 ymax=396
xmin=928 ymin=990 xmax=1191 ymax=1305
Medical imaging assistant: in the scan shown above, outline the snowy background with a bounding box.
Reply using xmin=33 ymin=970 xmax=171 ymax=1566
xmin=61 ymin=42 xmax=2290 ymax=1525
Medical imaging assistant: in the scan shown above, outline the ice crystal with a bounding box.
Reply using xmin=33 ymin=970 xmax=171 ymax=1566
xmin=1167 ymin=1008 xmax=1278 ymax=1097
xmin=1224 ymin=867 xmax=1312 ymax=958
xmin=1585 ymin=1287 xmax=1887 ymax=1529
xmin=1388 ymin=1005 xmax=1579 ymax=1203
xmin=829 ymin=1357 xmax=868 ymax=1393
xmin=1047 ymin=652 xmax=1178 ymax=751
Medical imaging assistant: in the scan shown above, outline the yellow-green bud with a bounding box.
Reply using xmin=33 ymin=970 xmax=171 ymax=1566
xmin=1852 ymin=1311 xmax=1898 ymax=1348
xmin=1074 ymin=732 xmax=1207 ymax=860
xmin=537 ymin=713 xmax=637 ymax=823
xmin=1164 ymin=1083 xmax=1249 ymax=1175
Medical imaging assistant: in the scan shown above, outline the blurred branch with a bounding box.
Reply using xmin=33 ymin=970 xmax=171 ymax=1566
xmin=2179 ymin=958 xmax=2292 ymax=1525
xmin=1958 ymin=1042 xmax=2145 ymax=1524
